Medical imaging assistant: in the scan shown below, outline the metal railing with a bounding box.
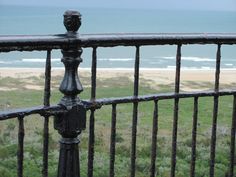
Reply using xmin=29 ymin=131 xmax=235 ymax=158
xmin=0 ymin=10 xmax=236 ymax=177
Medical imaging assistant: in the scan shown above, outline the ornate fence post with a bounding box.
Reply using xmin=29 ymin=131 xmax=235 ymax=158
xmin=54 ymin=10 xmax=86 ymax=177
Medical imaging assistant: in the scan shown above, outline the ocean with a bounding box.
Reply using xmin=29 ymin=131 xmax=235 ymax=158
xmin=0 ymin=5 xmax=236 ymax=69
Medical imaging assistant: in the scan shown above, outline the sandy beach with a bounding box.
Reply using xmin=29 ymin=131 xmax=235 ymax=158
xmin=0 ymin=68 xmax=235 ymax=91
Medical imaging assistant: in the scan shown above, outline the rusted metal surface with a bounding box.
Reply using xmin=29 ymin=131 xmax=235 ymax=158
xmin=43 ymin=50 xmax=51 ymax=107
xmin=229 ymin=95 xmax=236 ymax=177
xmin=109 ymin=104 xmax=117 ymax=177
xmin=190 ymin=97 xmax=199 ymax=177
xmin=17 ymin=116 xmax=24 ymax=177
xmin=42 ymin=50 xmax=51 ymax=177
xmin=209 ymin=44 xmax=221 ymax=177
xmin=88 ymin=90 xmax=236 ymax=106
xmin=53 ymin=10 xmax=85 ymax=177
xmin=91 ymin=47 xmax=97 ymax=100
xmin=150 ymin=100 xmax=158 ymax=177
xmin=130 ymin=46 xmax=140 ymax=177
xmin=1 ymin=33 xmax=236 ymax=52
xmin=87 ymin=109 xmax=95 ymax=177
xmin=1 ymin=90 xmax=236 ymax=120
xmin=0 ymin=105 xmax=67 ymax=120
xmin=171 ymin=44 xmax=181 ymax=177
xmin=87 ymin=47 xmax=97 ymax=177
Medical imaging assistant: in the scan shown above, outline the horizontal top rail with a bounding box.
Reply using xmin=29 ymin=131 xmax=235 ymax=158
xmin=1 ymin=33 xmax=236 ymax=52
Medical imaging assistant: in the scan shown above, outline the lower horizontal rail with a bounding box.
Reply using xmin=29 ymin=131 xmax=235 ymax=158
xmin=0 ymin=105 xmax=66 ymax=121
xmin=0 ymin=90 xmax=235 ymax=120
xmin=92 ymin=90 xmax=236 ymax=106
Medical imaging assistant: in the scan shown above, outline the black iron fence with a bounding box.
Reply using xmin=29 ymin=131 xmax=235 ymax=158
xmin=0 ymin=10 xmax=236 ymax=177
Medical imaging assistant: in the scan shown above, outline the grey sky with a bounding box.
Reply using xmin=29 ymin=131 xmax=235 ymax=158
xmin=1 ymin=0 xmax=236 ymax=11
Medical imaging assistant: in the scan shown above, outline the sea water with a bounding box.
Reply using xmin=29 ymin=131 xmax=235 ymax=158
xmin=0 ymin=5 xmax=236 ymax=69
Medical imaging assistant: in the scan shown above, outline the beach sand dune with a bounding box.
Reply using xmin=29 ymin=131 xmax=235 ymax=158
xmin=0 ymin=68 xmax=235 ymax=91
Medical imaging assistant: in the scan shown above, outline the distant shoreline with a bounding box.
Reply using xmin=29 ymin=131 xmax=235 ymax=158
xmin=0 ymin=68 xmax=235 ymax=90
xmin=1 ymin=67 xmax=236 ymax=71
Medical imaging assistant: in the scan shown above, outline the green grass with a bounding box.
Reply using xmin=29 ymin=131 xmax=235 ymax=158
xmin=0 ymin=75 xmax=235 ymax=177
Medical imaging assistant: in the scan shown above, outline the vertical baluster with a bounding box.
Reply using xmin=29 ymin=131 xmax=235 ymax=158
xmin=190 ymin=97 xmax=199 ymax=177
xmin=229 ymin=95 xmax=236 ymax=177
xmin=150 ymin=100 xmax=158 ymax=177
xmin=42 ymin=49 xmax=51 ymax=177
xmin=88 ymin=47 xmax=97 ymax=177
xmin=170 ymin=44 xmax=181 ymax=177
xmin=214 ymin=44 xmax=221 ymax=92
xmin=91 ymin=47 xmax=97 ymax=100
xmin=209 ymin=92 xmax=219 ymax=177
xmin=209 ymin=44 xmax=221 ymax=177
xmin=109 ymin=104 xmax=117 ymax=177
xmin=131 ymin=46 xmax=140 ymax=177
xmin=17 ymin=116 xmax=25 ymax=177
xmin=174 ymin=45 xmax=181 ymax=94
xmin=44 ymin=50 xmax=51 ymax=107
xmin=88 ymin=110 xmax=95 ymax=177
xmin=133 ymin=46 xmax=140 ymax=97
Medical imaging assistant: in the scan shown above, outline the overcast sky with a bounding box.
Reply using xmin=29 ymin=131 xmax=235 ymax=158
xmin=1 ymin=0 xmax=236 ymax=11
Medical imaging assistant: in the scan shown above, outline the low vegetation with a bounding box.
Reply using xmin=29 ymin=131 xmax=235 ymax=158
xmin=0 ymin=74 xmax=235 ymax=177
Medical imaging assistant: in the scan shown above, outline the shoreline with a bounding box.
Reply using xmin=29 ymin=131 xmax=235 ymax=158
xmin=1 ymin=67 xmax=236 ymax=71
xmin=0 ymin=68 xmax=235 ymax=86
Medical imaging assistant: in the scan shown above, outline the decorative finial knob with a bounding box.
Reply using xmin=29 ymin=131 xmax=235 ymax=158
xmin=63 ymin=10 xmax=81 ymax=33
